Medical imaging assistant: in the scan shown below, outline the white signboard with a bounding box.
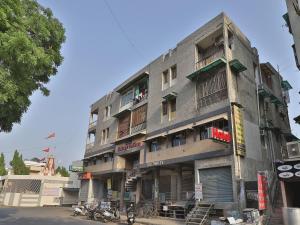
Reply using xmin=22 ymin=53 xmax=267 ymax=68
xmin=195 ymin=183 xmax=203 ymax=200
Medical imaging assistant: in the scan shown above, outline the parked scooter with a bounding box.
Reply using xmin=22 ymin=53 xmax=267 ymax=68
xmin=73 ymin=203 xmax=89 ymax=216
xmin=127 ymin=202 xmax=136 ymax=225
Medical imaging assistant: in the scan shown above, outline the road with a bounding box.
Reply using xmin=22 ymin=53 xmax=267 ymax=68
xmin=0 ymin=207 xmax=126 ymax=225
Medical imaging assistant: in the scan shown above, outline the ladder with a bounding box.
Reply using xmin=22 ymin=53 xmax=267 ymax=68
xmin=185 ymin=203 xmax=214 ymax=225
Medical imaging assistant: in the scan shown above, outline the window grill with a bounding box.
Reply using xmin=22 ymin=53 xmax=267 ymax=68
xmin=4 ymin=179 xmax=41 ymax=194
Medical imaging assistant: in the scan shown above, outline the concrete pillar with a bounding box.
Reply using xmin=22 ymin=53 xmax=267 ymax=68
xmin=154 ymin=167 xmax=160 ymax=211
xmin=87 ymin=178 xmax=94 ymax=203
xmin=120 ymin=173 xmax=126 ymax=210
xmin=136 ymin=178 xmax=142 ymax=204
xmin=177 ymin=165 xmax=182 ymax=201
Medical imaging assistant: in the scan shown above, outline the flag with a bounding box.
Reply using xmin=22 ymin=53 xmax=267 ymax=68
xmin=46 ymin=132 xmax=55 ymax=139
xmin=42 ymin=147 xmax=50 ymax=153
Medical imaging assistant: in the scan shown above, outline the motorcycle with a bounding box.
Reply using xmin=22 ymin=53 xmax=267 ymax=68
xmin=127 ymin=202 xmax=136 ymax=225
xmin=94 ymin=206 xmax=120 ymax=223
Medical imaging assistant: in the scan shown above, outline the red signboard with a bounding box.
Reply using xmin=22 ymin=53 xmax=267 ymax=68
xmin=117 ymin=142 xmax=143 ymax=152
xmin=257 ymin=173 xmax=268 ymax=210
xmin=79 ymin=172 xmax=92 ymax=180
xmin=208 ymin=127 xmax=231 ymax=143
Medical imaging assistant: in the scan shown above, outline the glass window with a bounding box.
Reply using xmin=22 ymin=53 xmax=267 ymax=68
xmin=150 ymin=140 xmax=160 ymax=152
xmin=171 ymin=133 xmax=186 ymax=147
xmin=121 ymin=90 xmax=133 ymax=107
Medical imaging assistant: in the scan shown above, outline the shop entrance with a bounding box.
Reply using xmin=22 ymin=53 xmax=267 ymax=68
xmin=285 ymin=181 xmax=300 ymax=207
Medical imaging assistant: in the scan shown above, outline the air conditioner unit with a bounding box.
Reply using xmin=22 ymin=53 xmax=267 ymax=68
xmin=286 ymin=141 xmax=300 ymax=159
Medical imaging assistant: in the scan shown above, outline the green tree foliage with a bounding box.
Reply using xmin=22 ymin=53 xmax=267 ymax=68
xmin=0 ymin=0 xmax=66 ymax=132
xmin=55 ymin=166 xmax=69 ymax=177
xmin=0 ymin=153 xmax=7 ymax=176
xmin=10 ymin=150 xmax=29 ymax=175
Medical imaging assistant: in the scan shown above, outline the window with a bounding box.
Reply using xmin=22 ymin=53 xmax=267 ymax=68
xmin=162 ymin=101 xmax=168 ymax=116
xmin=101 ymin=129 xmax=106 ymax=145
xmin=196 ymin=69 xmax=227 ymax=109
xmin=162 ymin=70 xmax=169 ymax=90
xmin=120 ymin=90 xmax=133 ymax=107
xmin=171 ymin=132 xmax=186 ymax=147
xmin=169 ymin=98 xmax=176 ymax=120
xmin=171 ymin=65 xmax=177 ymax=86
xmin=104 ymin=105 xmax=111 ymax=119
xmin=150 ymin=140 xmax=160 ymax=152
xmin=118 ymin=113 xmax=131 ymax=138
xmin=106 ymin=128 xmax=109 ymax=143
xmin=163 ymin=70 xmax=169 ymax=84
xmin=199 ymin=125 xmax=210 ymax=140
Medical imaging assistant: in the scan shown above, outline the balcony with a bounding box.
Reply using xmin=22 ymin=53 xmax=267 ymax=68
xmin=131 ymin=122 xmax=147 ymax=135
xmin=88 ymin=120 xmax=97 ymax=130
xmin=113 ymin=101 xmax=133 ymax=118
xmin=145 ymin=139 xmax=228 ymax=164
xmin=187 ymin=50 xmax=226 ymax=80
xmin=86 ymin=142 xmax=94 ymax=151
xmin=84 ymin=161 xmax=113 ymax=173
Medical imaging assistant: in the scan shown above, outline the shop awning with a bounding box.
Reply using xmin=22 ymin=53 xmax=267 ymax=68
xmin=167 ymin=124 xmax=194 ymax=135
xmin=294 ymin=115 xmax=300 ymax=124
xmin=187 ymin=57 xmax=226 ymax=80
xmin=84 ymin=149 xmax=114 ymax=159
xmin=145 ymin=132 xmax=167 ymax=141
xmin=163 ymin=92 xmax=177 ymax=100
xmin=281 ymin=80 xmax=293 ymax=91
xmin=284 ymin=133 xmax=299 ymax=142
xmin=229 ymin=59 xmax=247 ymax=73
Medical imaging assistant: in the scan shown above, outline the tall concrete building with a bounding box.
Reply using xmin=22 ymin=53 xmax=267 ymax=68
xmin=284 ymin=0 xmax=300 ymax=70
xmin=79 ymin=13 xmax=294 ymax=218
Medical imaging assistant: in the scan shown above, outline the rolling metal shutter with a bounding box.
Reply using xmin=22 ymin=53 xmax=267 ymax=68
xmin=79 ymin=180 xmax=89 ymax=202
xmin=198 ymin=166 xmax=233 ymax=202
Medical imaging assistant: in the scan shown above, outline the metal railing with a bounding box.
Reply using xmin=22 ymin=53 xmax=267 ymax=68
xmin=88 ymin=120 xmax=97 ymax=128
xmin=86 ymin=142 xmax=94 ymax=150
xmin=196 ymin=50 xmax=225 ymax=71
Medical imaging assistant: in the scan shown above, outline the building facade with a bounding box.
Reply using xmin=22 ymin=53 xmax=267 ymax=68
xmin=80 ymin=13 xmax=293 ymax=216
xmin=284 ymin=0 xmax=300 ymax=71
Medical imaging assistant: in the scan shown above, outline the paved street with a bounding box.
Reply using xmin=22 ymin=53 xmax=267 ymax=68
xmin=0 ymin=207 xmax=126 ymax=225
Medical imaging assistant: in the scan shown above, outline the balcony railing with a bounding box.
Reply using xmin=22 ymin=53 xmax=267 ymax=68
xmin=131 ymin=122 xmax=146 ymax=134
xmin=86 ymin=142 xmax=94 ymax=151
xmin=133 ymin=93 xmax=148 ymax=106
xmin=89 ymin=120 xmax=97 ymax=129
xmin=195 ymin=50 xmax=225 ymax=71
xmin=187 ymin=50 xmax=226 ymax=80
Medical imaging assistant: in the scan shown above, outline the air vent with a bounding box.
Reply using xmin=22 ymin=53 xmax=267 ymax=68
xmin=287 ymin=141 xmax=300 ymax=159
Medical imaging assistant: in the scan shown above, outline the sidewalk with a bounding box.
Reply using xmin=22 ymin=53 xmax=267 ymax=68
xmin=120 ymin=215 xmax=185 ymax=225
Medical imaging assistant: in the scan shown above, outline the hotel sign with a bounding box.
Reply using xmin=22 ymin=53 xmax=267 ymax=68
xmin=233 ymin=104 xmax=246 ymax=156
xmin=208 ymin=127 xmax=231 ymax=143
xmin=117 ymin=142 xmax=144 ymax=153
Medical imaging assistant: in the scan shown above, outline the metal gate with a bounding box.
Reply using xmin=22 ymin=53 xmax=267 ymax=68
xmin=198 ymin=166 xmax=233 ymax=202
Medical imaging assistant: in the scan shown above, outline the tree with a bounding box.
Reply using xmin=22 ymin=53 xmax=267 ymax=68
xmin=0 ymin=0 xmax=66 ymax=132
xmin=10 ymin=150 xmax=29 ymax=175
xmin=0 ymin=153 xmax=7 ymax=176
xmin=55 ymin=166 xmax=69 ymax=177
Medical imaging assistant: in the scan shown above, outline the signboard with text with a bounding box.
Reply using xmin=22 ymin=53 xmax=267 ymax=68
xmin=257 ymin=173 xmax=267 ymax=210
xmin=117 ymin=142 xmax=144 ymax=153
xmin=195 ymin=183 xmax=203 ymax=200
xmin=208 ymin=127 xmax=231 ymax=143
xmin=233 ymin=104 xmax=246 ymax=156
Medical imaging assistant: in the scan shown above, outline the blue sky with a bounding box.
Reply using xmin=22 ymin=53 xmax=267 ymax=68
xmin=0 ymin=0 xmax=299 ymax=167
